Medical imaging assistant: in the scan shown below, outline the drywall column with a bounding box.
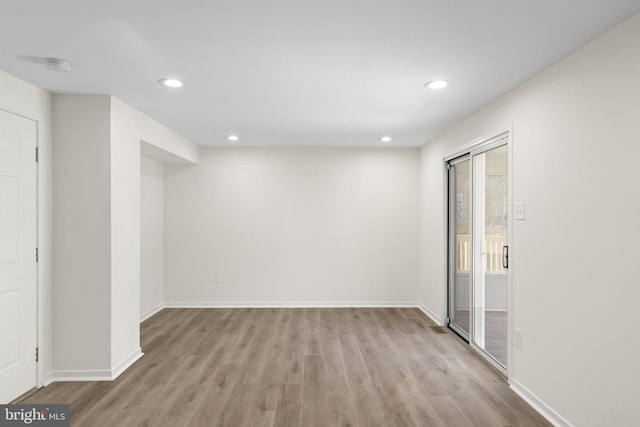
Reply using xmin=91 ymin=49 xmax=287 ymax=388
xmin=53 ymin=94 xmax=145 ymax=378
xmin=109 ymin=99 xmax=143 ymax=372
xmin=52 ymin=95 xmax=112 ymax=374
xmin=52 ymin=94 xmax=198 ymax=379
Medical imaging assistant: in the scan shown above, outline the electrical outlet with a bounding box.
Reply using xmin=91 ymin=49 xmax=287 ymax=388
xmin=214 ymin=273 xmax=222 ymax=284
xmin=514 ymin=328 xmax=522 ymax=349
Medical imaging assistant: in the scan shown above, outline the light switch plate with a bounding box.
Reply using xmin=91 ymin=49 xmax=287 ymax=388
xmin=514 ymin=329 xmax=522 ymax=348
xmin=514 ymin=202 xmax=525 ymax=220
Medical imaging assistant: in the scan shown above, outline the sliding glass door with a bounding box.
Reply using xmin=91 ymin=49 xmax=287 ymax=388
xmin=448 ymin=135 xmax=509 ymax=370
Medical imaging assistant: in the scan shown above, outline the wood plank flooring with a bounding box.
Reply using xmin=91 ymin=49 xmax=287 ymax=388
xmin=22 ymin=308 xmax=551 ymax=426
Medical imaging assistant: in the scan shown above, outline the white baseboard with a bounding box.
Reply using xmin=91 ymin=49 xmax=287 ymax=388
xmin=163 ymin=301 xmax=418 ymax=308
xmin=140 ymin=303 xmax=164 ymax=322
xmin=111 ymin=348 xmax=144 ymax=380
xmin=50 ymin=348 xmax=143 ymax=383
xmin=449 ymin=306 xmax=506 ymax=312
xmin=50 ymin=369 xmax=114 ymax=382
xmin=41 ymin=372 xmax=54 ymax=387
xmin=417 ymin=303 xmax=444 ymax=325
xmin=510 ymin=379 xmax=573 ymax=427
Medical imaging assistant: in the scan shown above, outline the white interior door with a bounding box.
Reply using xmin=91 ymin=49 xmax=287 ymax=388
xmin=0 ymin=110 xmax=37 ymax=403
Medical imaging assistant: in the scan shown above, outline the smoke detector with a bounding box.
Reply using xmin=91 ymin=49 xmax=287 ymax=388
xmin=45 ymin=58 xmax=71 ymax=72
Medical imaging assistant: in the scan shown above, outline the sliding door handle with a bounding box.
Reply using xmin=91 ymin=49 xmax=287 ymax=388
xmin=502 ymin=245 xmax=509 ymax=269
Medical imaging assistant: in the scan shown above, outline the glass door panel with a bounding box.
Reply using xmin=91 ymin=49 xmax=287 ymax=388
xmin=472 ymin=144 xmax=508 ymax=367
xmin=448 ymin=157 xmax=471 ymax=338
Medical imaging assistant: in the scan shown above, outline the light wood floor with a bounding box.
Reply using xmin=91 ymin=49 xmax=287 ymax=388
xmin=23 ymin=308 xmax=550 ymax=426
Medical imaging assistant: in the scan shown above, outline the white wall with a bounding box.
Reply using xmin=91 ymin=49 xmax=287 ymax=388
xmin=419 ymin=13 xmax=640 ymax=427
xmin=0 ymin=70 xmax=53 ymax=386
xmin=52 ymin=95 xmax=112 ymax=372
xmin=140 ymin=157 xmax=164 ymax=320
xmin=165 ymin=147 xmax=419 ymax=305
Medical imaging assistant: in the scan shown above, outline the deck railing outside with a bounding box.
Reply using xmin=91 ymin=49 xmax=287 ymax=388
xmin=456 ymin=235 xmax=506 ymax=273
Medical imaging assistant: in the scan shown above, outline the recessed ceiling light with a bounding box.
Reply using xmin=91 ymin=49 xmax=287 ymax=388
xmin=159 ymin=78 xmax=183 ymax=88
xmin=45 ymin=58 xmax=71 ymax=73
xmin=380 ymin=136 xmax=392 ymax=143
xmin=425 ymin=80 xmax=448 ymax=89
xmin=227 ymin=135 xmax=239 ymax=142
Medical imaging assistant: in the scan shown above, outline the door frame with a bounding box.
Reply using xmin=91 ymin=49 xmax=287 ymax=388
xmin=443 ymin=126 xmax=513 ymax=380
xmin=446 ymin=154 xmax=471 ymax=340
xmin=0 ymin=108 xmax=40 ymax=396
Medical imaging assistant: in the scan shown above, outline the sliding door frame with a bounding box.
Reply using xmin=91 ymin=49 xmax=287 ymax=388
xmin=443 ymin=126 xmax=514 ymax=380
xmin=447 ymin=154 xmax=471 ymax=340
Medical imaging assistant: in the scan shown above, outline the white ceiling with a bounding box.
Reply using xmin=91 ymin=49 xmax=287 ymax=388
xmin=1 ymin=1 xmax=639 ymax=147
